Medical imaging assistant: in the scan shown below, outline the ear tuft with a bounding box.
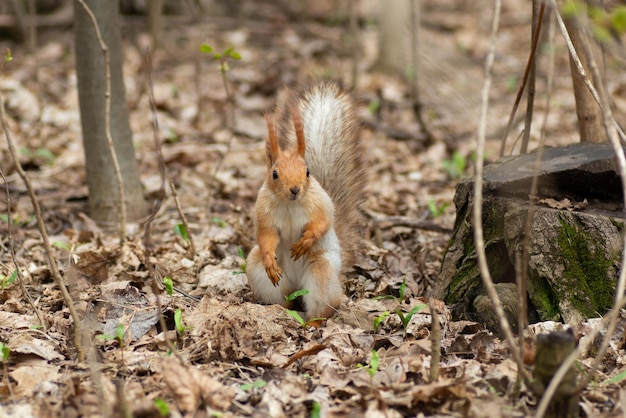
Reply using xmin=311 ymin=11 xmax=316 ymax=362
xmin=290 ymin=104 xmax=306 ymax=158
xmin=265 ymin=113 xmax=279 ymax=167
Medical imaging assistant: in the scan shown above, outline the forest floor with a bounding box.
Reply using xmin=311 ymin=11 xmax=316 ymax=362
xmin=1 ymin=1 xmax=626 ymax=417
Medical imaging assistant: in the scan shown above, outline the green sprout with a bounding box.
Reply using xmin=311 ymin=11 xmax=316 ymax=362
xmin=1 ymin=270 xmax=17 ymax=291
xmin=174 ymin=223 xmax=189 ymax=242
xmin=163 ymin=276 xmax=174 ymax=296
xmin=240 ymin=379 xmax=267 ymax=391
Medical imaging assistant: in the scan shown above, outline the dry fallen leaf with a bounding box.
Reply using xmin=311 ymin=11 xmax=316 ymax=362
xmin=161 ymin=360 xmax=234 ymax=412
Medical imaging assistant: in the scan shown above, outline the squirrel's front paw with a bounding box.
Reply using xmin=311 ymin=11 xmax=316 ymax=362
xmin=263 ymin=256 xmax=282 ymax=286
xmin=291 ymin=237 xmax=313 ymax=260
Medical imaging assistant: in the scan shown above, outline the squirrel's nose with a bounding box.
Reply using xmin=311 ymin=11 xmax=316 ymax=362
xmin=289 ymin=186 xmax=300 ymax=198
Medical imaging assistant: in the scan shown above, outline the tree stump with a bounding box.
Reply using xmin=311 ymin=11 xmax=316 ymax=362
xmin=434 ymin=143 xmax=624 ymax=328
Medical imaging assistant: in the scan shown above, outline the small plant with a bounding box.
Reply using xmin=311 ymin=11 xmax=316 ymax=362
xmin=0 ymin=342 xmax=10 ymax=362
xmin=372 ymin=277 xmax=427 ymax=334
xmin=310 ymin=401 xmax=322 ymax=418
xmin=199 ymin=45 xmax=241 ymax=73
xmin=211 ymin=217 xmax=228 ymax=228
xmin=368 ymin=99 xmax=380 ymax=115
xmin=602 ymin=370 xmax=626 ymax=386
xmin=427 ymin=199 xmax=450 ymax=218
xmin=442 ymin=151 xmax=467 ymax=179
xmin=163 ymin=276 xmax=174 ymax=296
xmin=174 ymin=308 xmax=190 ymax=335
xmin=355 ymin=349 xmax=381 ymax=381
xmin=240 ymin=379 xmax=267 ymax=391
xmin=395 ymin=303 xmax=427 ymax=333
xmin=0 ymin=270 xmax=17 ymax=291
xmin=372 ymin=311 xmax=390 ymax=334
xmin=174 ymin=223 xmax=189 ymax=242
xmin=368 ymin=349 xmax=380 ymax=378
xmin=284 ymin=290 xmax=326 ymax=327
xmin=153 ymin=398 xmax=170 ymax=417
xmin=233 ymin=247 xmax=247 ymax=275
xmin=96 ymin=323 xmax=126 ymax=346
xmin=0 ymin=341 xmax=10 ymax=387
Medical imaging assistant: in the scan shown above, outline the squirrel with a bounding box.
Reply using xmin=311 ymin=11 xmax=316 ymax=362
xmin=246 ymin=82 xmax=366 ymax=322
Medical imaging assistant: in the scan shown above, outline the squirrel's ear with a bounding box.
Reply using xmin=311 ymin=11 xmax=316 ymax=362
xmin=290 ymin=104 xmax=306 ymax=158
xmin=265 ymin=113 xmax=279 ymax=167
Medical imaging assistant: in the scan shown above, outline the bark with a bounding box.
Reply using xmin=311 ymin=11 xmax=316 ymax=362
xmin=435 ymin=143 xmax=624 ymax=328
xmin=565 ymin=7 xmax=608 ymax=143
xmin=74 ymin=0 xmax=145 ymax=223
xmin=373 ymin=0 xmax=409 ymax=74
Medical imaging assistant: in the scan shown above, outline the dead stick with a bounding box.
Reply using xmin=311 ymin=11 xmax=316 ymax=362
xmin=0 ymin=90 xmax=84 ymax=362
xmin=143 ymin=49 xmax=182 ymax=359
xmin=0 ymin=167 xmax=46 ymax=331
xmin=499 ymin=0 xmax=545 ymax=156
xmin=474 ymin=0 xmax=531 ymax=384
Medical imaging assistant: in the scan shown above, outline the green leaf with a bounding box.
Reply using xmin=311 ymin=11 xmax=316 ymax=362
xmin=404 ymin=303 xmax=427 ymax=326
xmin=220 ymin=62 xmax=230 ymax=73
xmin=611 ymin=7 xmax=626 ymax=33
xmin=174 ymin=308 xmax=186 ymax=334
xmin=199 ymin=43 xmax=213 ymax=54
xmin=603 ymin=369 xmax=626 ymax=385
xmin=96 ymin=333 xmax=115 ymax=341
xmin=286 ymin=289 xmax=310 ymax=302
xmin=0 ymin=342 xmax=10 ymax=362
xmin=1 ymin=270 xmax=17 ymax=290
xmin=4 ymin=48 xmax=11 ymax=63
xmin=373 ymin=311 xmax=390 ymax=334
xmin=223 ymin=46 xmax=234 ymax=56
xmin=368 ymin=349 xmax=379 ymax=378
xmin=310 ymin=401 xmax=321 ymax=418
xmin=153 ymin=398 xmax=170 ymax=417
xmin=163 ymin=276 xmax=174 ymax=296
xmin=174 ymin=223 xmax=189 ymax=241
xmin=115 ymin=324 xmax=125 ymax=343
xmin=237 ymin=247 xmax=245 ymax=259
xmin=398 ymin=277 xmax=407 ymax=300
xmin=240 ymin=379 xmax=267 ymax=391
xmin=213 ymin=52 xmax=222 ymax=60
xmin=211 ymin=217 xmax=227 ymax=228
xmin=229 ymin=51 xmax=242 ymax=60
xmin=53 ymin=240 xmax=72 ymax=251
xmin=286 ymin=309 xmax=306 ymax=326
xmin=368 ymin=99 xmax=380 ymax=115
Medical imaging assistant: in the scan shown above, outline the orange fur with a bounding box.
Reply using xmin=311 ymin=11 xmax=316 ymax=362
xmin=246 ymin=82 xmax=365 ymax=322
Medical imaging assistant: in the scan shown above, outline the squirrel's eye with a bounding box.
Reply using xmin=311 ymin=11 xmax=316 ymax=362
xmin=272 ymin=170 xmax=278 ymax=180
xmin=306 ymin=168 xmax=310 ymax=178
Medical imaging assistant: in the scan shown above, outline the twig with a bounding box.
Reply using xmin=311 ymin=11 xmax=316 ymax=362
xmin=75 ymin=0 xmax=127 ymax=244
xmin=169 ymin=180 xmax=196 ymax=258
xmin=518 ymin=4 xmax=556 ymax=372
xmin=499 ymin=0 xmax=545 ymax=156
xmin=535 ymin=5 xmax=626 ymax=416
xmin=143 ymin=49 xmax=181 ymax=360
xmin=428 ymin=297 xmax=441 ymax=382
xmin=363 ymin=209 xmax=452 ymax=234
xmin=0 ymin=167 xmax=46 ymax=331
xmin=474 ymin=0 xmax=531 ymax=383
xmin=520 ymin=0 xmax=544 ymax=154
xmin=0 ymin=90 xmax=84 ymax=361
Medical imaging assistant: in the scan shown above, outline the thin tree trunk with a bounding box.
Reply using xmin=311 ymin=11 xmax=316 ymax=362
xmin=565 ymin=5 xmax=608 ymax=143
xmin=74 ymin=0 xmax=145 ymax=223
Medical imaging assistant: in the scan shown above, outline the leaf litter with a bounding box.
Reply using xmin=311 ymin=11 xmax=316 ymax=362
xmin=1 ymin=0 xmax=626 ymax=417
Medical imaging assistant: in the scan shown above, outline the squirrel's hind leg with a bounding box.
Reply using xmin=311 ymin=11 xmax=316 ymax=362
xmin=246 ymin=246 xmax=291 ymax=306
xmin=301 ymin=249 xmax=345 ymax=321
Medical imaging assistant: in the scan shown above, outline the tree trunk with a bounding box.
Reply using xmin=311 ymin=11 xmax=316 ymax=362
xmin=373 ymin=0 xmax=409 ymax=74
xmin=74 ymin=0 xmax=145 ymax=223
xmin=565 ymin=6 xmax=608 ymax=143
